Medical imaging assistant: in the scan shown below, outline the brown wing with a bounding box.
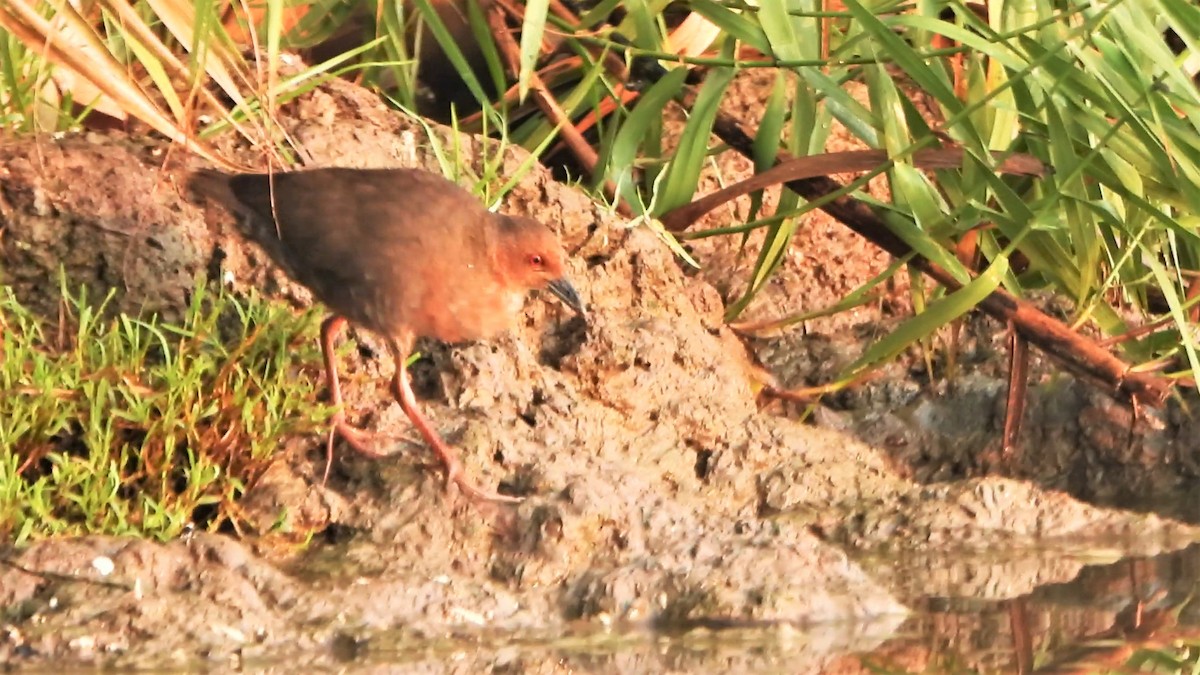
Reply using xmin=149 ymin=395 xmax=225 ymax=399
xmin=195 ymin=167 xmax=496 ymax=337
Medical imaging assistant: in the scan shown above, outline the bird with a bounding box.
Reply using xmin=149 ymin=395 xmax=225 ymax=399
xmin=188 ymin=166 xmax=586 ymax=503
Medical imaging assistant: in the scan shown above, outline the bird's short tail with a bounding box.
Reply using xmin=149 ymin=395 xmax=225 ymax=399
xmin=187 ymin=168 xmax=295 ymax=270
xmin=187 ymin=168 xmax=245 ymax=215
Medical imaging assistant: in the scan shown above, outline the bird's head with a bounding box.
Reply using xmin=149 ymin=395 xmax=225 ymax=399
xmin=495 ymin=215 xmax=586 ymax=316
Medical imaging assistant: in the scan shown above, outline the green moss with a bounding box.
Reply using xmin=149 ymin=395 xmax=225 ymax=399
xmin=0 ymin=277 xmax=333 ymax=542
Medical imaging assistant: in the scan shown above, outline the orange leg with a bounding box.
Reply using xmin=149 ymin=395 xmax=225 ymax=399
xmin=320 ymin=316 xmax=389 ymax=482
xmin=388 ymin=338 xmax=521 ymax=504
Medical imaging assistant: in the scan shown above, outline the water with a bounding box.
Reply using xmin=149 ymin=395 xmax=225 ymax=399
xmin=293 ymin=541 xmax=1200 ymax=673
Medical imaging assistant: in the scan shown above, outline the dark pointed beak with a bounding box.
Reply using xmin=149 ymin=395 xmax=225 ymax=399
xmin=546 ymin=277 xmax=586 ymax=317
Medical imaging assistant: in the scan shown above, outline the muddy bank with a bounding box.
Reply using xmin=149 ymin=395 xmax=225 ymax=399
xmin=750 ymin=311 xmax=1200 ymax=512
xmin=1 ymin=73 xmax=1197 ymax=669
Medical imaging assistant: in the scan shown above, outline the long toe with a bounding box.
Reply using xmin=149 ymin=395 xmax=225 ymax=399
xmin=454 ymin=476 xmax=523 ymax=504
xmin=442 ymin=460 xmax=522 ymax=504
xmin=334 ymin=418 xmax=393 ymax=459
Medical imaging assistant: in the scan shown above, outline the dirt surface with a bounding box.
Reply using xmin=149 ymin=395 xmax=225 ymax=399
xmin=750 ymin=309 xmax=1200 ymax=511
xmin=2 ymin=73 xmax=1198 ymax=669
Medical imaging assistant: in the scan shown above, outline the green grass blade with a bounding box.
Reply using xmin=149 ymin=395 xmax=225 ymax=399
xmin=843 ymin=255 xmax=1010 ymax=377
xmin=653 ymin=56 xmax=734 ymax=215
xmin=604 ymin=67 xmax=687 ymax=211
xmin=517 ymin=0 xmax=550 ymax=101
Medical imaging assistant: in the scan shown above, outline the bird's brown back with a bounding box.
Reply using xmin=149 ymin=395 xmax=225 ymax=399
xmin=190 ymin=167 xmax=525 ymax=341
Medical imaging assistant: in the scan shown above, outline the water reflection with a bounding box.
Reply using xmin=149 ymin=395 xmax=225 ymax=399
xmin=317 ymin=544 xmax=1200 ymax=673
xmin=855 ymin=542 xmax=1200 ymax=674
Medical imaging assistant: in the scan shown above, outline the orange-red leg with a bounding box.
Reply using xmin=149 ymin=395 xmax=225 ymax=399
xmin=320 ymin=315 xmax=388 ymax=482
xmin=387 ymin=338 xmax=520 ymax=503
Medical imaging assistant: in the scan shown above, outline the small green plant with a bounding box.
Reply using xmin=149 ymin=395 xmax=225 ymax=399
xmin=0 ymin=278 xmax=333 ymax=543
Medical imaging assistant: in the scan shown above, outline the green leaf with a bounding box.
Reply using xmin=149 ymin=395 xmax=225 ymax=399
xmin=517 ymin=0 xmax=550 ymax=101
xmin=758 ymin=1 xmax=803 ymax=62
xmin=749 ymin=72 xmax=789 ymax=221
xmin=844 ymin=256 xmax=1010 ymax=376
xmin=653 ymin=58 xmax=734 ymax=214
xmin=688 ymin=0 xmax=770 ymax=53
xmin=604 ymin=66 xmax=687 ymax=211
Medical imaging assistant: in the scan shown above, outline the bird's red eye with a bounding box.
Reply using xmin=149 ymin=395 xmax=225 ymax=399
xmin=529 ymin=254 xmax=544 ymax=267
